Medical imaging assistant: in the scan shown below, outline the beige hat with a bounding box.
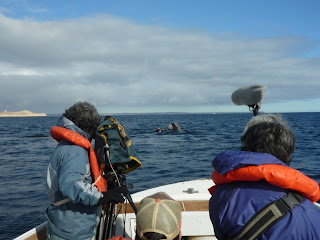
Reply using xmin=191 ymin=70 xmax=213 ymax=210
xmin=136 ymin=192 xmax=182 ymax=240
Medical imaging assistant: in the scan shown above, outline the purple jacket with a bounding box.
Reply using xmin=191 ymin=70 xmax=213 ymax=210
xmin=209 ymin=151 xmax=320 ymax=240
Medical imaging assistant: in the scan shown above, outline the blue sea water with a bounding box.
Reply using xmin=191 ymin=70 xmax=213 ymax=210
xmin=0 ymin=112 xmax=320 ymax=239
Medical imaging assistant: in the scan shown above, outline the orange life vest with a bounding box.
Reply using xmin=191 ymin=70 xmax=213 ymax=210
xmin=51 ymin=126 xmax=107 ymax=192
xmin=210 ymin=164 xmax=320 ymax=202
xmin=107 ymin=236 xmax=132 ymax=240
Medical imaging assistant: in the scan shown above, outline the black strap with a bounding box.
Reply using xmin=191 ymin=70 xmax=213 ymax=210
xmin=229 ymin=191 xmax=306 ymax=240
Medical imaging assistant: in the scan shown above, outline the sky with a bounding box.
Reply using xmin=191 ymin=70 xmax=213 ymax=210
xmin=0 ymin=0 xmax=320 ymax=114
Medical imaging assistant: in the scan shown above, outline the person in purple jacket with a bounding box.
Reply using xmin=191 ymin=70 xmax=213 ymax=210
xmin=209 ymin=114 xmax=320 ymax=240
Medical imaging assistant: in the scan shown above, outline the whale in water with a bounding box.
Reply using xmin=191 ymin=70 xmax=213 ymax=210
xmin=168 ymin=122 xmax=181 ymax=131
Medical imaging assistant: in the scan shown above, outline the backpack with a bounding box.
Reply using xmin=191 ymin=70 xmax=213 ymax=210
xmin=94 ymin=116 xmax=142 ymax=174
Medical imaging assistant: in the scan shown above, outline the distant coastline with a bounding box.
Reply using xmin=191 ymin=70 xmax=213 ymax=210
xmin=0 ymin=110 xmax=47 ymax=117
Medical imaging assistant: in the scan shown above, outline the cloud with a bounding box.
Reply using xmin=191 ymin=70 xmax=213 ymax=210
xmin=0 ymin=13 xmax=319 ymax=113
xmin=0 ymin=0 xmax=47 ymax=16
xmin=0 ymin=6 xmax=11 ymax=14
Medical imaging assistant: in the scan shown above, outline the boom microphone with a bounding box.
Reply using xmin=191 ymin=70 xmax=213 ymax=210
xmin=231 ymin=85 xmax=267 ymax=116
xmin=232 ymin=85 xmax=267 ymax=106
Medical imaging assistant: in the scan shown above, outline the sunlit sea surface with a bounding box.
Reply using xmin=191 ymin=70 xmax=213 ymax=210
xmin=1 ymin=112 xmax=320 ymax=239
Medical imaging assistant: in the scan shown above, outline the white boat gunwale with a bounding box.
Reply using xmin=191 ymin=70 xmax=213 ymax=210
xmin=14 ymin=179 xmax=217 ymax=240
xmin=15 ymin=178 xmax=320 ymax=240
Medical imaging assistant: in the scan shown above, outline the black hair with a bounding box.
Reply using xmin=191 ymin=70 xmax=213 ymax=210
xmin=63 ymin=101 xmax=100 ymax=135
xmin=241 ymin=121 xmax=295 ymax=165
xmin=136 ymin=232 xmax=179 ymax=240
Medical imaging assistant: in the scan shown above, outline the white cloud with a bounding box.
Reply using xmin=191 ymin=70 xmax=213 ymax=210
xmin=0 ymin=0 xmax=48 ymax=16
xmin=0 ymin=6 xmax=11 ymax=14
xmin=0 ymin=13 xmax=319 ymax=113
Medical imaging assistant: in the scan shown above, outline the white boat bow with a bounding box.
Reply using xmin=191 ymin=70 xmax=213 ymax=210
xmin=14 ymin=178 xmax=320 ymax=240
xmin=14 ymin=179 xmax=217 ymax=240
xmin=115 ymin=179 xmax=216 ymax=239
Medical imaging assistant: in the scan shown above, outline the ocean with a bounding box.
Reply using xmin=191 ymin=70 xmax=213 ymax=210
xmin=0 ymin=112 xmax=320 ymax=239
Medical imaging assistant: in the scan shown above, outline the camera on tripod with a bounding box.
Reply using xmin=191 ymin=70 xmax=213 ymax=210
xmin=104 ymin=163 xmax=128 ymax=189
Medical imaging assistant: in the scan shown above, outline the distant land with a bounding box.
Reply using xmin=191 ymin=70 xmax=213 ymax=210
xmin=0 ymin=110 xmax=47 ymax=117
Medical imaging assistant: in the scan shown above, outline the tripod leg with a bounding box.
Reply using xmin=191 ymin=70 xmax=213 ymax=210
xmin=98 ymin=207 xmax=105 ymax=240
xmin=105 ymin=203 xmax=115 ymax=239
xmin=125 ymin=193 xmax=137 ymax=214
xmin=98 ymin=204 xmax=110 ymax=240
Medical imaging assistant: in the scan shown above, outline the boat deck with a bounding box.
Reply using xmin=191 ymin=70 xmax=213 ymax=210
xmin=14 ymin=179 xmax=217 ymax=240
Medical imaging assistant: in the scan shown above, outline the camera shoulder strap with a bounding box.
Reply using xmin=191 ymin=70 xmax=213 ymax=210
xmin=229 ymin=191 xmax=306 ymax=240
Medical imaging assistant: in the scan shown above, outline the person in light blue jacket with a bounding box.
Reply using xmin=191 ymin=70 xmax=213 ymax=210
xmin=46 ymin=102 xmax=127 ymax=240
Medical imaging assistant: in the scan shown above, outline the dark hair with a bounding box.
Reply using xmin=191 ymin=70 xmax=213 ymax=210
xmin=136 ymin=232 xmax=179 ymax=240
xmin=63 ymin=101 xmax=100 ymax=134
xmin=241 ymin=120 xmax=295 ymax=165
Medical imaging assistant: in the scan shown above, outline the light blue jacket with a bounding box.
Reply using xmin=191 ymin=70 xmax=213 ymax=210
xmin=46 ymin=117 xmax=102 ymax=240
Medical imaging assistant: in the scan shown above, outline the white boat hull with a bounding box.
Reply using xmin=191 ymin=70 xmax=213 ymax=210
xmin=14 ymin=178 xmax=320 ymax=240
xmin=115 ymin=179 xmax=216 ymax=239
xmin=14 ymin=179 xmax=217 ymax=240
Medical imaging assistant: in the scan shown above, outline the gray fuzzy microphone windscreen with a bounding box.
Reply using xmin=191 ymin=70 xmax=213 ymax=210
xmin=231 ymin=85 xmax=267 ymax=106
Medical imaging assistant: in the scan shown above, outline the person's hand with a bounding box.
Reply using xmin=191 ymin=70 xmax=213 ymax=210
xmin=99 ymin=185 xmax=129 ymax=205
